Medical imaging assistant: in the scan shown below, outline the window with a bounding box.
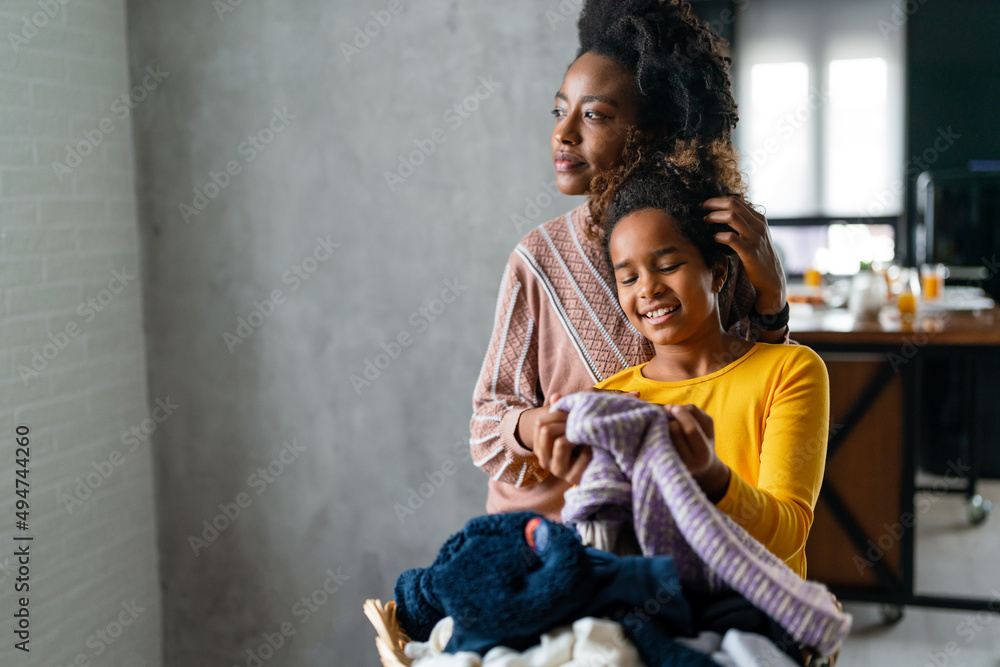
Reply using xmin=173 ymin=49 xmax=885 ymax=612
xmin=744 ymin=61 xmax=814 ymax=218
xmin=733 ymin=0 xmax=905 ymax=223
xmin=770 ymin=224 xmax=896 ymax=276
xmin=826 ymin=58 xmax=893 ymax=217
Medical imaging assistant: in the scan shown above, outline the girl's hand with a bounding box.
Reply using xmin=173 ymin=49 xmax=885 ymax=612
xmin=533 ymin=393 xmax=593 ymax=485
xmin=664 ymin=403 xmax=731 ymax=503
xmin=701 ymin=196 xmax=787 ymax=316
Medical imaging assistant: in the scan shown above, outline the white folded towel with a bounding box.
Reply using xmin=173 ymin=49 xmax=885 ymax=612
xmin=406 ymin=616 xmax=797 ymax=667
xmin=407 ymin=616 xmax=642 ymax=667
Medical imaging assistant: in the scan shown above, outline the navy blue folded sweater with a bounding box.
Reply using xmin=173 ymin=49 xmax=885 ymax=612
xmin=394 ymin=512 xmax=716 ymax=666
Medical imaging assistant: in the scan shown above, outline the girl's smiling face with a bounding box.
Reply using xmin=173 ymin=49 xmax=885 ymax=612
xmin=609 ymin=208 xmax=727 ymax=347
xmin=551 ymin=51 xmax=639 ymax=196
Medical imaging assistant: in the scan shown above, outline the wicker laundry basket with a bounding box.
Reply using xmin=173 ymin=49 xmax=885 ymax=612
xmin=364 ymin=599 xmax=413 ymax=667
xmin=364 ymin=597 xmax=841 ymax=667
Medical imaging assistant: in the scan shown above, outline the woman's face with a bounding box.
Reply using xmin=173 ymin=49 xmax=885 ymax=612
xmin=551 ymin=52 xmax=639 ymax=196
xmin=608 ymin=208 xmax=726 ymax=347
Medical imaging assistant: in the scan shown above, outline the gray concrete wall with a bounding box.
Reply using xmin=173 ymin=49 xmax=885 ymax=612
xmin=0 ymin=0 xmax=162 ymax=665
xmin=123 ymin=1 xmax=580 ymax=665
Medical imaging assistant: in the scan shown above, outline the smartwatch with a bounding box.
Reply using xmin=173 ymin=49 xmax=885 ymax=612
xmin=748 ymin=301 xmax=790 ymax=331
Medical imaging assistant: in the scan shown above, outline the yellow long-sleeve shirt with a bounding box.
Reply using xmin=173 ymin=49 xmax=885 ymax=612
xmin=595 ymin=342 xmax=830 ymax=578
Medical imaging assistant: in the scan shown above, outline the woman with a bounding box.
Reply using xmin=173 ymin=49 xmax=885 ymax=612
xmin=470 ymin=0 xmax=789 ymax=520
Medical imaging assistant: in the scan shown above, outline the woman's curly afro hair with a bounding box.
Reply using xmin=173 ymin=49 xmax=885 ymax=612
xmin=575 ymin=0 xmax=747 ymax=241
xmin=576 ymin=0 xmax=738 ymax=144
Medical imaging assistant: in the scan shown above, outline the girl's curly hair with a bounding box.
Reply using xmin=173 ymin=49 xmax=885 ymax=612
xmin=592 ymin=134 xmax=747 ymax=289
xmin=587 ymin=126 xmax=746 ymax=242
xmin=577 ymin=0 xmax=739 ymax=145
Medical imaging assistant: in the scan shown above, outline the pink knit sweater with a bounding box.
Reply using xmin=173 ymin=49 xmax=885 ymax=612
xmin=470 ymin=202 xmax=774 ymax=519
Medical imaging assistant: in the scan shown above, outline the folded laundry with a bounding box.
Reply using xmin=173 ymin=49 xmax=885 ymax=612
xmin=406 ymin=616 xmax=642 ymax=667
xmin=394 ymin=512 xmax=716 ymax=666
xmin=405 ymin=617 xmax=800 ymax=667
xmin=720 ymin=629 xmax=801 ymax=667
xmin=557 ymin=392 xmax=851 ymax=659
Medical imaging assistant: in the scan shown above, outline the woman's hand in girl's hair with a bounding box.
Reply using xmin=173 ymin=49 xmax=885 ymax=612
xmin=533 ymin=393 xmax=593 ymax=485
xmin=664 ymin=403 xmax=732 ymax=504
xmin=701 ymin=196 xmax=787 ymax=316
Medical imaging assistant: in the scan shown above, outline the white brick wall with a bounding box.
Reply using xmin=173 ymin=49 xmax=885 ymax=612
xmin=0 ymin=0 xmax=162 ymax=665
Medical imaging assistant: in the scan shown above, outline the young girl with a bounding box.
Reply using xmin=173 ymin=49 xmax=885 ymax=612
xmin=542 ymin=149 xmax=830 ymax=578
xmin=471 ymin=0 xmax=789 ymax=520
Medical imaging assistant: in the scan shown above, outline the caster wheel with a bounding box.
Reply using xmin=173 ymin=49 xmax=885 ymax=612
xmin=879 ymin=604 xmax=904 ymax=624
xmin=967 ymin=495 xmax=993 ymax=526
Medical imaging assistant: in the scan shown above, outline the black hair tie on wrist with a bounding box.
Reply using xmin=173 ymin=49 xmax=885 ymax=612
xmin=748 ymin=301 xmax=789 ymax=332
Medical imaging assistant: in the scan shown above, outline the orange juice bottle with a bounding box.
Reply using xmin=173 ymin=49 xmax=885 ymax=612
xmin=898 ymin=268 xmax=919 ymax=320
xmin=804 ymin=267 xmax=822 ymax=287
xmin=921 ymin=265 xmax=939 ymax=299
xmin=898 ymin=291 xmax=916 ymax=317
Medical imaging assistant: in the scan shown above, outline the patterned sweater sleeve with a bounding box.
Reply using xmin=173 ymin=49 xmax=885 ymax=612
xmin=469 ymin=250 xmax=549 ymax=488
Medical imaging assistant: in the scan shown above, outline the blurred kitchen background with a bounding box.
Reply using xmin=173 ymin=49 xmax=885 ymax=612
xmin=707 ymin=0 xmax=1000 ymax=480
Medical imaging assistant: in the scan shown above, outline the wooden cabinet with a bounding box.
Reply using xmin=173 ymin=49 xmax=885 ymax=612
xmin=806 ymin=354 xmax=904 ymax=590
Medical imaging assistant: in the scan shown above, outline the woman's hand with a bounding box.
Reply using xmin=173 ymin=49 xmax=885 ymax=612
xmin=532 ymin=393 xmax=593 ymax=485
xmin=518 ymin=388 xmax=637 ymax=484
xmin=664 ymin=403 xmax=731 ymax=503
xmin=702 ymin=196 xmax=787 ymax=316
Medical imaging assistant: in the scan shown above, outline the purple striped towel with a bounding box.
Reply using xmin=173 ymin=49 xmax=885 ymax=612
xmin=556 ymin=392 xmax=852 ymax=658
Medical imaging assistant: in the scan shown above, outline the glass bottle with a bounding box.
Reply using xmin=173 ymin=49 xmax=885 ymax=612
xmin=898 ymin=267 xmax=920 ymax=321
